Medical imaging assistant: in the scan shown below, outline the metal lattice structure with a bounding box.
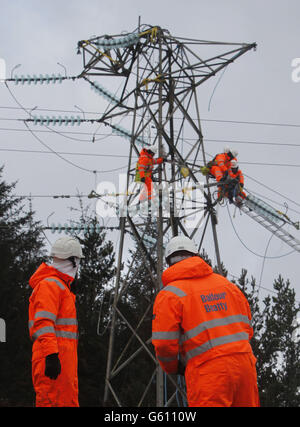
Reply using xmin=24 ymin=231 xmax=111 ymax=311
xmin=77 ymin=24 xmax=256 ymax=407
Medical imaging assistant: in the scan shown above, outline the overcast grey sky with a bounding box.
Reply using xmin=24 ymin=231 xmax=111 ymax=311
xmin=1 ymin=0 xmax=300 ymax=303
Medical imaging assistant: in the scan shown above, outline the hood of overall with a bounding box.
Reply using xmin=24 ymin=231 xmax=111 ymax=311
xmin=162 ymin=256 xmax=213 ymax=287
xmin=29 ymin=262 xmax=74 ymax=290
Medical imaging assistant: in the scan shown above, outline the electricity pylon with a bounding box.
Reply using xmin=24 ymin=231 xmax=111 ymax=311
xmin=77 ymin=24 xmax=256 ymax=407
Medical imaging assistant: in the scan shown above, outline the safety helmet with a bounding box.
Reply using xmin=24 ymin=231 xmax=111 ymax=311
xmin=147 ymin=144 xmax=157 ymax=155
xmin=50 ymin=236 xmax=84 ymax=259
xmin=224 ymin=147 xmax=238 ymax=158
xmin=165 ymin=236 xmax=198 ymax=260
xmin=231 ymin=160 xmax=239 ymax=169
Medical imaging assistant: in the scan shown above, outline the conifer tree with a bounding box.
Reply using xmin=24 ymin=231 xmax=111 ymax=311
xmin=73 ymin=214 xmax=116 ymax=407
xmin=0 ymin=167 xmax=46 ymax=406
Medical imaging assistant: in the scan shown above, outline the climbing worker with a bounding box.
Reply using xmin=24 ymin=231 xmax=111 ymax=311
xmin=135 ymin=145 xmax=164 ymax=202
xmin=201 ymin=147 xmax=238 ymax=183
xmin=152 ymin=235 xmax=260 ymax=407
xmin=227 ymin=160 xmax=246 ymax=203
xmin=28 ymin=236 xmax=84 ymax=407
xmin=209 ymin=147 xmax=238 ymax=182
xmin=200 ymin=147 xmax=238 ymax=201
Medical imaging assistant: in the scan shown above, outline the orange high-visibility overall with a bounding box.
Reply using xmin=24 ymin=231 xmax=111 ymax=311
xmin=152 ymin=256 xmax=259 ymax=407
xmin=29 ymin=263 xmax=79 ymax=407
xmin=136 ymin=149 xmax=163 ymax=201
xmin=227 ymin=168 xmax=246 ymax=200
xmin=210 ymin=153 xmax=234 ymax=182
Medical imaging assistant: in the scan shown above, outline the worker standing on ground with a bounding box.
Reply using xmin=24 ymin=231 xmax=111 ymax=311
xmin=152 ymin=236 xmax=259 ymax=407
xmin=135 ymin=145 xmax=164 ymax=202
xmin=28 ymin=236 xmax=84 ymax=407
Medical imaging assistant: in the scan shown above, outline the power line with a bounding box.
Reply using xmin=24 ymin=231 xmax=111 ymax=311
xmin=4 ymin=82 xmax=115 ymax=174
xmin=3 ymin=147 xmax=300 ymax=169
xmin=244 ymin=173 xmax=300 ymax=209
xmin=228 ymin=271 xmax=300 ymax=303
xmin=1 ymin=120 xmax=300 ymax=148
xmin=1 ymin=105 xmax=300 ymax=129
xmin=0 ymin=148 xmax=132 ymax=159
xmin=203 ymin=150 xmax=300 ymax=210
xmin=226 ymin=205 xmax=296 ymax=260
xmin=201 ymin=118 xmax=300 ymax=129
xmin=246 ymin=188 xmax=300 ymax=217
xmin=4 ymin=71 xmax=300 ymax=229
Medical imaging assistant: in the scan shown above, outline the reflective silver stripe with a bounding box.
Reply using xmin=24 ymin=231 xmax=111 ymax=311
xmin=157 ymin=355 xmax=177 ymax=363
xmin=34 ymin=311 xmax=57 ymax=322
xmin=161 ymin=286 xmax=186 ymax=298
xmin=184 ymin=332 xmax=249 ymax=362
xmin=44 ymin=278 xmax=65 ymax=291
xmin=152 ymin=330 xmax=180 ymax=340
xmin=29 ymin=311 xmax=57 ymax=330
xmin=56 ymin=330 xmax=78 ymax=340
xmin=56 ymin=318 xmax=78 ymax=326
xmin=182 ymin=315 xmax=251 ymax=342
xmin=32 ymin=328 xmax=78 ymax=342
xmin=32 ymin=326 xmax=56 ymax=341
xmin=28 ymin=320 xmax=34 ymax=329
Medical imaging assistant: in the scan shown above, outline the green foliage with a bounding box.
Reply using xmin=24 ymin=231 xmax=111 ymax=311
xmin=234 ymin=270 xmax=300 ymax=407
xmin=0 ymin=167 xmax=46 ymax=406
xmin=0 ymin=169 xmax=299 ymax=407
xmin=74 ymin=215 xmax=116 ymax=407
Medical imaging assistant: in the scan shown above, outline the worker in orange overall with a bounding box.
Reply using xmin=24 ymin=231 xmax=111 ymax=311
xmin=135 ymin=145 xmax=164 ymax=202
xmin=226 ymin=160 xmax=246 ymax=203
xmin=209 ymin=147 xmax=238 ymax=183
xmin=152 ymin=236 xmax=260 ymax=407
xmin=28 ymin=236 xmax=84 ymax=407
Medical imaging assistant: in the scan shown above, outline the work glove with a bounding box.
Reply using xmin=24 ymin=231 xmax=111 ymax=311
xmin=45 ymin=353 xmax=61 ymax=380
xmin=140 ymin=177 xmax=146 ymax=183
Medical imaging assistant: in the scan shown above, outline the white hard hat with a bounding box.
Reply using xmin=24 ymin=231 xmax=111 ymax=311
xmin=224 ymin=147 xmax=238 ymax=157
xmin=231 ymin=160 xmax=239 ymax=168
xmin=165 ymin=236 xmax=198 ymax=260
xmin=147 ymin=144 xmax=157 ymax=155
xmin=50 ymin=236 xmax=84 ymax=259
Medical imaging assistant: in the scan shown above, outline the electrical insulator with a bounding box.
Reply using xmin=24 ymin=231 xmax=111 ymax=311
xmin=90 ymin=81 xmax=120 ymax=105
xmin=32 ymin=115 xmax=82 ymax=126
xmin=49 ymin=222 xmax=103 ymax=234
xmin=96 ymin=33 xmax=139 ymax=49
xmin=143 ymin=234 xmax=157 ymax=246
xmin=112 ymin=124 xmax=150 ymax=148
xmin=245 ymin=194 xmax=282 ymax=224
xmin=14 ymin=73 xmax=64 ymax=85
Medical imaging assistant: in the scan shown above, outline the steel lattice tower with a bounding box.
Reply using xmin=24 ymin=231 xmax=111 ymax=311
xmin=77 ymin=23 xmax=256 ymax=407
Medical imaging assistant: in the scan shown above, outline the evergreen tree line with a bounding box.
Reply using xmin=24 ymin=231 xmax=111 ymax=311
xmin=0 ymin=169 xmax=299 ymax=407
